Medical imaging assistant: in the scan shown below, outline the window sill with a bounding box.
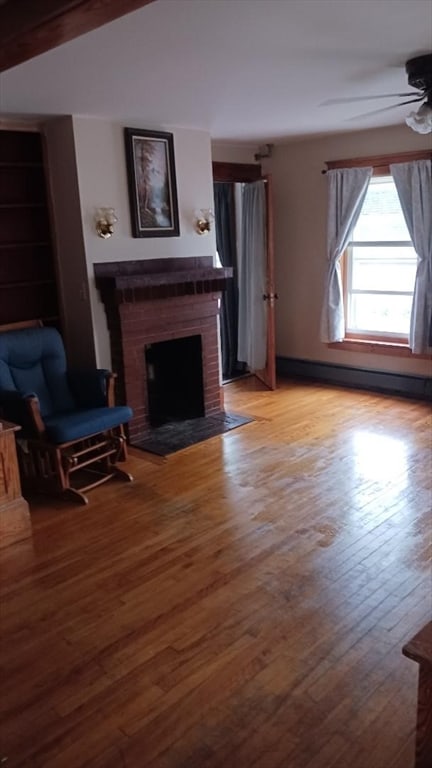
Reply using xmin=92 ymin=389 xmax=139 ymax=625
xmin=328 ymin=339 xmax=431 ymax=360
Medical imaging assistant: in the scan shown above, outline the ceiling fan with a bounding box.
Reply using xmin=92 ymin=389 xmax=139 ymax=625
xmin=322 ymin=53 xmax=432 ymax=133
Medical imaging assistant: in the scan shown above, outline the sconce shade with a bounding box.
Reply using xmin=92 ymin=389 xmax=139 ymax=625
xmin=195 ymin=208 xmax=214 ymax=235
xmin=95 ymin=207 xmax=118 ymax=239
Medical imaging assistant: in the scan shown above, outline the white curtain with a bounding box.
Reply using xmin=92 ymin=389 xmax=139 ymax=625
xmin=390 ymin=160 xmax=432 ymax=354
xmin=238 ymin=180 xmax=267 ymax=370
xmin=320 ymin=167 xmax=372 ymax=343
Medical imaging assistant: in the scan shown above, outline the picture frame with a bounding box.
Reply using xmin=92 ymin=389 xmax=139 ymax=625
xmin=124 ymin=127 xmax=180 ymax=238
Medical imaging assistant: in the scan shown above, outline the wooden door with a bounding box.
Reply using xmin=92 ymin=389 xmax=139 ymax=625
xmin=253 ymin=174 xmax=276 ymax=390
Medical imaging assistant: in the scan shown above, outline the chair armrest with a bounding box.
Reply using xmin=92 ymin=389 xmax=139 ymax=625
xmin=0 ymin=390 xmax=45 ymax=437
xmin=68 ymin=369 xmax=116 ymax=408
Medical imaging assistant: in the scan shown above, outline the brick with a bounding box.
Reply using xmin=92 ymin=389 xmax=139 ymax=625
xmin=100 ymin=272 xmax=225 ymax=441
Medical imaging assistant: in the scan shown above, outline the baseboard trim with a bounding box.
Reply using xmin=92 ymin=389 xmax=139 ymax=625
xmin=276 ymin=356 xmax=432 ymax=400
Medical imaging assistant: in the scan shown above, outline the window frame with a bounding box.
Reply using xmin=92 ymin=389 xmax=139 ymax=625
xmin=324 ymin=151 xmax=432 ymax=359
xmin=344 ymin=175 xmax=417 ymax=344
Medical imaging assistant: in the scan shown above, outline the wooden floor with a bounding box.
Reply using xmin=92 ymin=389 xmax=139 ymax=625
xmin=1 ymin=378 xmax=431 ymax=768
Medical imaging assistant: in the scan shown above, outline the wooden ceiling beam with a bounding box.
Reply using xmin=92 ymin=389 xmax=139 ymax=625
xmin=0 ymin=0 xmax=156 ymax=73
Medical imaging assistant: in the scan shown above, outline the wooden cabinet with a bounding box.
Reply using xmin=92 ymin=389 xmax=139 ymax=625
xmin=0 ymin=130 xmax=60 ymax=326
xmin=403 ymin=622 xmax=432 ymax=768
xmin=0 ymin=421 xmax=31 ymax=549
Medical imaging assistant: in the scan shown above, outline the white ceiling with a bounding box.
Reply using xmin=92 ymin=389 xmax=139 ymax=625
xmin=1 ymin=0 xmax=431 ymax=142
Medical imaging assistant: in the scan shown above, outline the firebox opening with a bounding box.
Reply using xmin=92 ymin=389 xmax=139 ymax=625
xmin=145 ymin=335 xmax=205 ymax=427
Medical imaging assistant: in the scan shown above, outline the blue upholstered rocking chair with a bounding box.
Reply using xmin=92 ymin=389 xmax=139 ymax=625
xmin=0 ymin=325 xmax=133 ymax=504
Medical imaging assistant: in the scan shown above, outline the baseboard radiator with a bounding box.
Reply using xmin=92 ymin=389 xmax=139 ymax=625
xmin=276 ymin=356 xmax=432 ymax=400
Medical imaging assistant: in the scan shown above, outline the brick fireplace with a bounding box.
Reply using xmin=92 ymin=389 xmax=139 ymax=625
xmin=94 ymin=257 xmax=232 ymax=445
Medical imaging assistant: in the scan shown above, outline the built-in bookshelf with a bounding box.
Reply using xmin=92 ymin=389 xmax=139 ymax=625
xmin=0 ymin=131 xmax=60 ymax=326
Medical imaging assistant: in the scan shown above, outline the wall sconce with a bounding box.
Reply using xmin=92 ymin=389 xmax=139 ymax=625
xmin=95 ymin=207 xmax=118 ymax=239
xmin=195 ymin=208 xmax=214 ymax=235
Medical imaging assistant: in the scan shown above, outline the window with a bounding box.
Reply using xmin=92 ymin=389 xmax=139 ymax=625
xmin=344 ymin=174 xmax=417 ymax=344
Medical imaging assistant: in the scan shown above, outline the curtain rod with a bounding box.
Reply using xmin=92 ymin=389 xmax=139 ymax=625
xmin=213 ymin=178 xmax=268 ymax=184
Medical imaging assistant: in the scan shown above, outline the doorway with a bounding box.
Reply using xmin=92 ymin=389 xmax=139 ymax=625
xmin=213 ymin=162 xmax=276 ymax=390
xmin=213 ymin=181 xmax=246 ymax=383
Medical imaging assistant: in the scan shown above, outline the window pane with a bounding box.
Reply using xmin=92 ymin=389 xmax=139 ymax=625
xmin=348 ymin=293 xmax=412 ymax=335
xmin=352 ymin=177 xmax=411 ymax=242
xmin=351 ymin=247 xmax=417 ymax=292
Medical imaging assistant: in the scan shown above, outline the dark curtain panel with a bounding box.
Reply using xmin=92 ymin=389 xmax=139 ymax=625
xmin=214 ymin=183 xmax=239 ymax=380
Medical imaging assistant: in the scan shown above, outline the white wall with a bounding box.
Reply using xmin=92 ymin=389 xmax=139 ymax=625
xmin=211 ymin=142 xmax=259 ymax=165
xmin=70 ymin=117 xmax=217 ymax=367
xmin=45 ymin=117 xmax=431 ymax=379
xmin=267 ymin=125 xmax=432 ymax=377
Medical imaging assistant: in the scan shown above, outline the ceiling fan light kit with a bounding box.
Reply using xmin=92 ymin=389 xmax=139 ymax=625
xmin=404 ymin=53 xmax=432 ymax=134
xmin=405 ymin=101 xmax=432 ymax=134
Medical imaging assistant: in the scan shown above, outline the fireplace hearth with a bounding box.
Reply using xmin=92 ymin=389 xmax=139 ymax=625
xmin=95 ymin=257 xmax=232 ymax=445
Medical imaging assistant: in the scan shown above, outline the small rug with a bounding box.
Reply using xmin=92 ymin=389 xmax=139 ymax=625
xmin=132 ymin=412 xmax=254 ymax=456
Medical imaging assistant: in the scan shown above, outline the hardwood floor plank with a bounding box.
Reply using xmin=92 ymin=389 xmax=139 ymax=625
xmin=0 ymin=379 xmax=430 ymax=768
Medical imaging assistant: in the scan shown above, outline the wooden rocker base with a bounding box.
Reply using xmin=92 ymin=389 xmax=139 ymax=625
xmin=17 ymin=426 xmax=133 ymax=505
xmin=64 ymin=465 xmax=134 ymax=505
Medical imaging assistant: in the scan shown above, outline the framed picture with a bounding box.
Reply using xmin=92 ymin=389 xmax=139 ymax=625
xmin=124 ymin=127 xmax=180 ymax=238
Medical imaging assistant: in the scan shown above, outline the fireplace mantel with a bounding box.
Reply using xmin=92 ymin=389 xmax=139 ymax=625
xmin=94 ymin=257 xmax=232 ymax=443
xmin=94 ymin=257 xmax=232 ymax=302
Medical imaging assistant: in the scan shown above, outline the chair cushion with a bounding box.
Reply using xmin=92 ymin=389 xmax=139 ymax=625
xmin=44 ymin=406 xmax=133 ymax=444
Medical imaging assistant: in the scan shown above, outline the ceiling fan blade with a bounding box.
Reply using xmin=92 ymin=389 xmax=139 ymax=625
xmin=346 ymin=98 xmax=425 ymax=121
xmin=321 ymin=92 xmax=422 ymax=106
xmin=396 ymin=97 xmax=428 ymax=106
